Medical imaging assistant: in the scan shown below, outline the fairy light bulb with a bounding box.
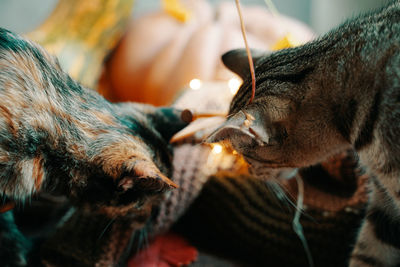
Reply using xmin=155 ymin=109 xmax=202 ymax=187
xmin=212 ymin=144 xmax=223 ymax=154
xmin=189 ymin=78 xmax=202 ymax=90
xmin=228 ymin=77 xmax=241 ymax=95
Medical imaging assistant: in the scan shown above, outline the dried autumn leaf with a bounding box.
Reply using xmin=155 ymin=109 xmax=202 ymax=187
xmin=128 ymin=232 xmax=198 ymax=267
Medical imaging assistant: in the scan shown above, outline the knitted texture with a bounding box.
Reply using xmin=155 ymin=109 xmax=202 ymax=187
xmin=174 ymin=152 xmax=368 ymax=267
xmin=150 ymin=81 xmax=245 ymax=236
xmin=150 ymin=143 xmax=248 ymax=236
xmin=156 ymin=83 xmax=368 ymax=266
xmin=39 ymin=84 xmax=369 ymax=266
xmin=40 ymin=141 xmax=246 ymax=267
xmin=41 ymin=210 xmax=139 ymax=267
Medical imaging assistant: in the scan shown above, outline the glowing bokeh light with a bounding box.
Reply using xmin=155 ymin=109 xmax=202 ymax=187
xmin=189 ymin=78 xmax=202 ymax=90
xmin=228 ymin=77 xmax=241 ymax=95
xmin=212 ymin=144 xmax=223 ymax=154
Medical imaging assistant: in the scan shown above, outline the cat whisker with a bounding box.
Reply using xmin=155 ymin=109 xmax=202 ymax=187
xmin=136 ymin=227 xmax=146 ymax=253
xmin=266 ymin=176 xmax=315 ymax=221
xmin=120 ymin=226 xmax=139 ymax=263
xmin=264 ymin=173 xmax=315 ymax=266
xmin=98 ymin=216 xmax=116 ymax=240
xmin=143 ymin=226 xmax=149 ymax=250
xmin=265 ymin=179 xmax=295 ymax=211
xmin=293 ymin=176 xmax=314 ymax=267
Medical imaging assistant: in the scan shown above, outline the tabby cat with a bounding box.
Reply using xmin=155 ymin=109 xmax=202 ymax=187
xmin=0 ymin=28 xmax=188 ymax=266
xmin=208 ymin=1 xmax=400 ymax=266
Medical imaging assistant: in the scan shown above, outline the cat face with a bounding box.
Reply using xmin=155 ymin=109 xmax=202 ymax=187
xmin=208 ymin=49 xmax=352 ymax=169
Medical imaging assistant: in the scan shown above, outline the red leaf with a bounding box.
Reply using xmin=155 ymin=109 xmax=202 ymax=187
xmin=128 ymin=232 xmax=198 ymax=267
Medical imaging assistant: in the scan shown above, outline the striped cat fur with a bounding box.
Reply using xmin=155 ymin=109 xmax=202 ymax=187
xmin=208 ymin=1 xmax=400 ymax=266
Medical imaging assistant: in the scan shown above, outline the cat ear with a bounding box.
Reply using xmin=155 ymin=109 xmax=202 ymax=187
xmin=222 ymin=49 xmax=266 ymax=79
xmin=206 ymin=110 xmax=271 ymax=145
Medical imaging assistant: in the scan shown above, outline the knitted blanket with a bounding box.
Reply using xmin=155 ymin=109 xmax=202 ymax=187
xmin=174 ymin=152 xmax=368 ymax=267
xmin=40 ymin=139 xmax=247 ymax=266
xmin=39 ymin=83 xmax=369 ymax=266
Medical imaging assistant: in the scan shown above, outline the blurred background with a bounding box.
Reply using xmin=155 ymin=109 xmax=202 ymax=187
xmin=0 ymin=0 xmax=393 ymax=106
xmin=0 ymin=0 xmax=391 ymax=35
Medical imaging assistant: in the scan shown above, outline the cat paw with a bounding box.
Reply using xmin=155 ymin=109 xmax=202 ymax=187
xmin=117 ymin=162 xmax=177 ymax=194
xmin=111 ymin=161 xmax=177 ymax=209
xmin=71 ymin=159 xmax=177 ymax=218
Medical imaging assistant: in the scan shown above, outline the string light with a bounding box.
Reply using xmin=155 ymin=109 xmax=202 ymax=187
xmin=228 ymin=77 xmax=241 ymax=95
xmin=212 ymin=144 xmax=223 ymax=154
xmin=189 ymin=78 xmax=202 ymax=90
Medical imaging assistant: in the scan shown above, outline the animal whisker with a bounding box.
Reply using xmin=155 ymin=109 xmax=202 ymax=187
xmin=293 ymin=176 xmax=314 ymax=267
xmin=98 ymin=216 xmax=117 ymax=240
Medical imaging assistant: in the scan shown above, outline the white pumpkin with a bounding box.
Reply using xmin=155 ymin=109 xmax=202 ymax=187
xmin=102 ymin=0 xmax=314 ymax=105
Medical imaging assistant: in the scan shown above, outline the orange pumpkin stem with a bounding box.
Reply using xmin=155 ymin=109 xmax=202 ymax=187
xmin=235 ymin=0 xmax=256 ymax=105
xmin=181 ymin=109 xmax=227 ymax=123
